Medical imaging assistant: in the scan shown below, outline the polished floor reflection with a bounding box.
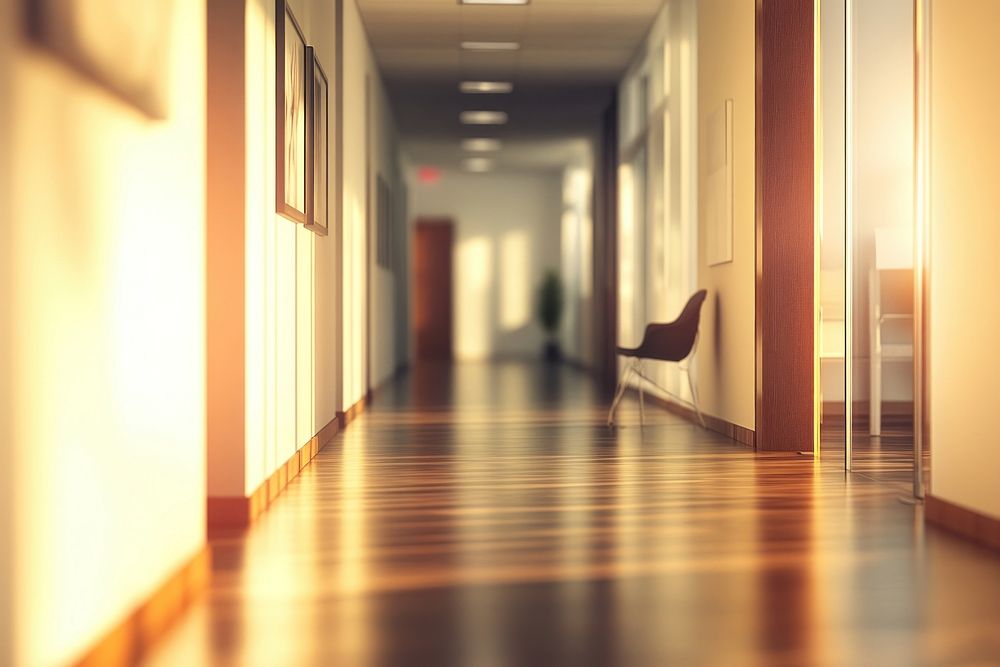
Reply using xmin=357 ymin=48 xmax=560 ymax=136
xmin=145 ymin=363 xmax=1000 ymax=666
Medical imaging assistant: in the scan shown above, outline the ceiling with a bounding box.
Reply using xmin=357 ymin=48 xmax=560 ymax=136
xmin=356 ymin=0 xmax=664 ymax=168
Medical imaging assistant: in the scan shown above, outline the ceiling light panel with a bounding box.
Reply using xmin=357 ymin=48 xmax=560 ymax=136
xmin=460 ymin=81 xmax=514 ymax=94
xmin=460 ymin=111 xmax=508 ymax=125
xmin=462 ymin=138 xmax=503 ymax=151
xmin=463 ymin=157 xmax=495 ymax=172
xmin=461 ymin=41 xmax=520 ymax=51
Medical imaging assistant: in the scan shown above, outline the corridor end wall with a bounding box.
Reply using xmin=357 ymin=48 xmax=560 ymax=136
xmin=408 ymin=169 xmax=563 ymax=362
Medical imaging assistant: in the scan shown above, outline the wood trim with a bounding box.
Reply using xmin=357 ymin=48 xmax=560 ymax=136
xmin=208 ymin=415 xmax=341 ymax=532
xmin=755 ymin=0 xmax=815 ymax=451
xmin=926 ymin=495 xmax=1000 ymax=553
xmin=821 ymin=401 xmax=914 ymax=417
xmin=633 ymin=389 xmax=756 ymax=448
xmin=337 ymin=395 xmax=367 ymax=429
xmin=73 ymin=548 xmax=210 ymax=667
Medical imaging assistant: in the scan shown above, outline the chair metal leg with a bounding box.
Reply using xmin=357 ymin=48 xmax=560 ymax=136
xmin=607 ymin=363 xmax=633 ymax=426
xmin=637 ymin=362 xmax=646 ymax=427
xmin=685 ymin=368 xmax=706 ymax=428
xmin=870 ymin=350 xmax=882 ymax=437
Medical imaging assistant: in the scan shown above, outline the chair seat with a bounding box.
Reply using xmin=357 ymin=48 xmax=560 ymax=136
xmin=616 ymin=345 xmax=686 ymax=362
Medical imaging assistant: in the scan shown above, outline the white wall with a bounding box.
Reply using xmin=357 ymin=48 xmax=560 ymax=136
xmin=369 ymin=61 xmax=405 ymax=388
xmin=409 ymin=169 xmax=563 ymax=361
xmin=928 ymin=0 xmax=1000 ymax=520
xmin=4 ymin=0 xmax=207 ymax=664
xmin=207 ymin=0 xmax=400 ymax=498
xmin=343 ymin=0 xmax=402 ymax=404
xmin=696 ymin=0 xmax=756 ymax=430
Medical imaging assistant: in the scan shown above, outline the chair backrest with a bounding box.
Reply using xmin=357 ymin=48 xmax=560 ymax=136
xmin=636 ymin=289 xmax=708 ymax=362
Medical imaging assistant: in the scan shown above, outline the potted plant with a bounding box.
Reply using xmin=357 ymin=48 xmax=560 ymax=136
xmin=537 ymin=270 xmax=564 ymax=362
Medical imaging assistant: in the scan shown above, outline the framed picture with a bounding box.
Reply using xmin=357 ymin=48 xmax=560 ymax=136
xmin=305 ymin=47 xmax=329 ymax=236
xmin=25 ymin=0 xmax=176 ymax=118
xmin=276 ymin=0 xmax=307 ymax=223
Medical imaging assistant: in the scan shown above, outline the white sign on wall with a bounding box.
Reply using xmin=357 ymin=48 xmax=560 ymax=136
xmin=707 ymin=99 xmax=734 ymax=266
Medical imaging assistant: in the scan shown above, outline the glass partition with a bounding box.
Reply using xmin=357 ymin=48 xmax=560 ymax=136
xmin=819 ymin=0 xmax=925 ymax=489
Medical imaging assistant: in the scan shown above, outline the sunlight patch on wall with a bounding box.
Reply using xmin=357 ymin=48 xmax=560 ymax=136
xmin=456 ymin=236 xmax=494 ymax=360
xmin=500 ymin=231 xmax=531 ymax=331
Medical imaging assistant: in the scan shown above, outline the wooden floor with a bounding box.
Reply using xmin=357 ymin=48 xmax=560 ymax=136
xmin=820 ymin=413 xmax=930 ymax=487
xmin=144 ymin=363 xmax=1000 ymax=667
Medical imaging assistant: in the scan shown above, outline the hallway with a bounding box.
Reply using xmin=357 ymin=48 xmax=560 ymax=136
xmin=144 ymin=363 xmax=1000 ymax=667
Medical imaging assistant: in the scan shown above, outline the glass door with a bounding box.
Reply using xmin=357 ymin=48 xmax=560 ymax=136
xmin=847 ymin=0 xmax=918 ymax=485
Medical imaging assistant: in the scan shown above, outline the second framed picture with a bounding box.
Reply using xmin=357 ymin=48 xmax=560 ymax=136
xmin=305 ymin=47 xmax=330 ymax=236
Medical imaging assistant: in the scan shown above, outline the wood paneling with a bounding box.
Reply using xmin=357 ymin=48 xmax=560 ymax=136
xmin=414 ymin=219 xmax=454 ymax=360
xmin=144 ymin=363 xmax=1000 ymax=667
xmin=755 ymin=0 xmax=815 ymax=451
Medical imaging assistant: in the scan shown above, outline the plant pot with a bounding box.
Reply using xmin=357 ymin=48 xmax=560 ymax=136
xmin=543 ymin=341 xmax=562 ymax=363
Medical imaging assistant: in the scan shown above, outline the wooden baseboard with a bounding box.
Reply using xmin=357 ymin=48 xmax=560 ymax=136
xmin=337 ymin=395 xmax=367 ymax=428
xmin=631 ymin=388 xmax=756 ymax=448
xmin=73 ymin=547 xmax=210 ymax=667
xmin=822 ymin=400 xmax=914 ymax=418
xmin=207 ymin=415 xmax=341 ymax=532
xmin=926 ymin=494 xmax=1000 ymax=553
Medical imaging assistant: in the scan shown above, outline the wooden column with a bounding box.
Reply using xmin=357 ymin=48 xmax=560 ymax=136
xmin=755 ymin=0 xmax=815 ymax=451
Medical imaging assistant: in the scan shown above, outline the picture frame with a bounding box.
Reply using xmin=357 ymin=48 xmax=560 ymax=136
xmin=305 ymin=47 xmax=330 ymax=236
xmin=276 ymin=0 xmax=308 ymax=223
xmin=25 ymin=0 xmax=176 ymax=119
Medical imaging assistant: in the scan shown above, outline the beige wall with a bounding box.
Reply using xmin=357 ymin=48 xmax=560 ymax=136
xmin=0 ymin=0 xmax=13 ymax=662
xmin=696 ymin=0 xmax=756 ymax=430
xmin=928 ymin=0 xmax=1000 ymax=520
xmin=4 ymin=0 xmax=207 ymax=664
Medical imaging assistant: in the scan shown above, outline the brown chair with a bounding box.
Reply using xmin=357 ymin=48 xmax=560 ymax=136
xmin=607 ymin=290 xmax=708 ymax=427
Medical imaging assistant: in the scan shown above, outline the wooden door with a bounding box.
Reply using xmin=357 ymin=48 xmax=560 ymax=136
xmin=414 ymin=219 xmax=454 ymax=360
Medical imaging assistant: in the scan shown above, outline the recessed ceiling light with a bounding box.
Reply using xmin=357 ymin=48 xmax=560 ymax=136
xmin=460 ymin=0 xmax=529 ymax=5
xmin=460 ymin=81 xmax=514 ymax=94
xmin=461 ymin=41 xmax=520 ymax=51
xmin=460 ymin=111 xmax=508 ymax=125
xmin=462 ymin=138 xmax=503 ymax=152
xmin=463 ymin=157 xmax=495 ymax=173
